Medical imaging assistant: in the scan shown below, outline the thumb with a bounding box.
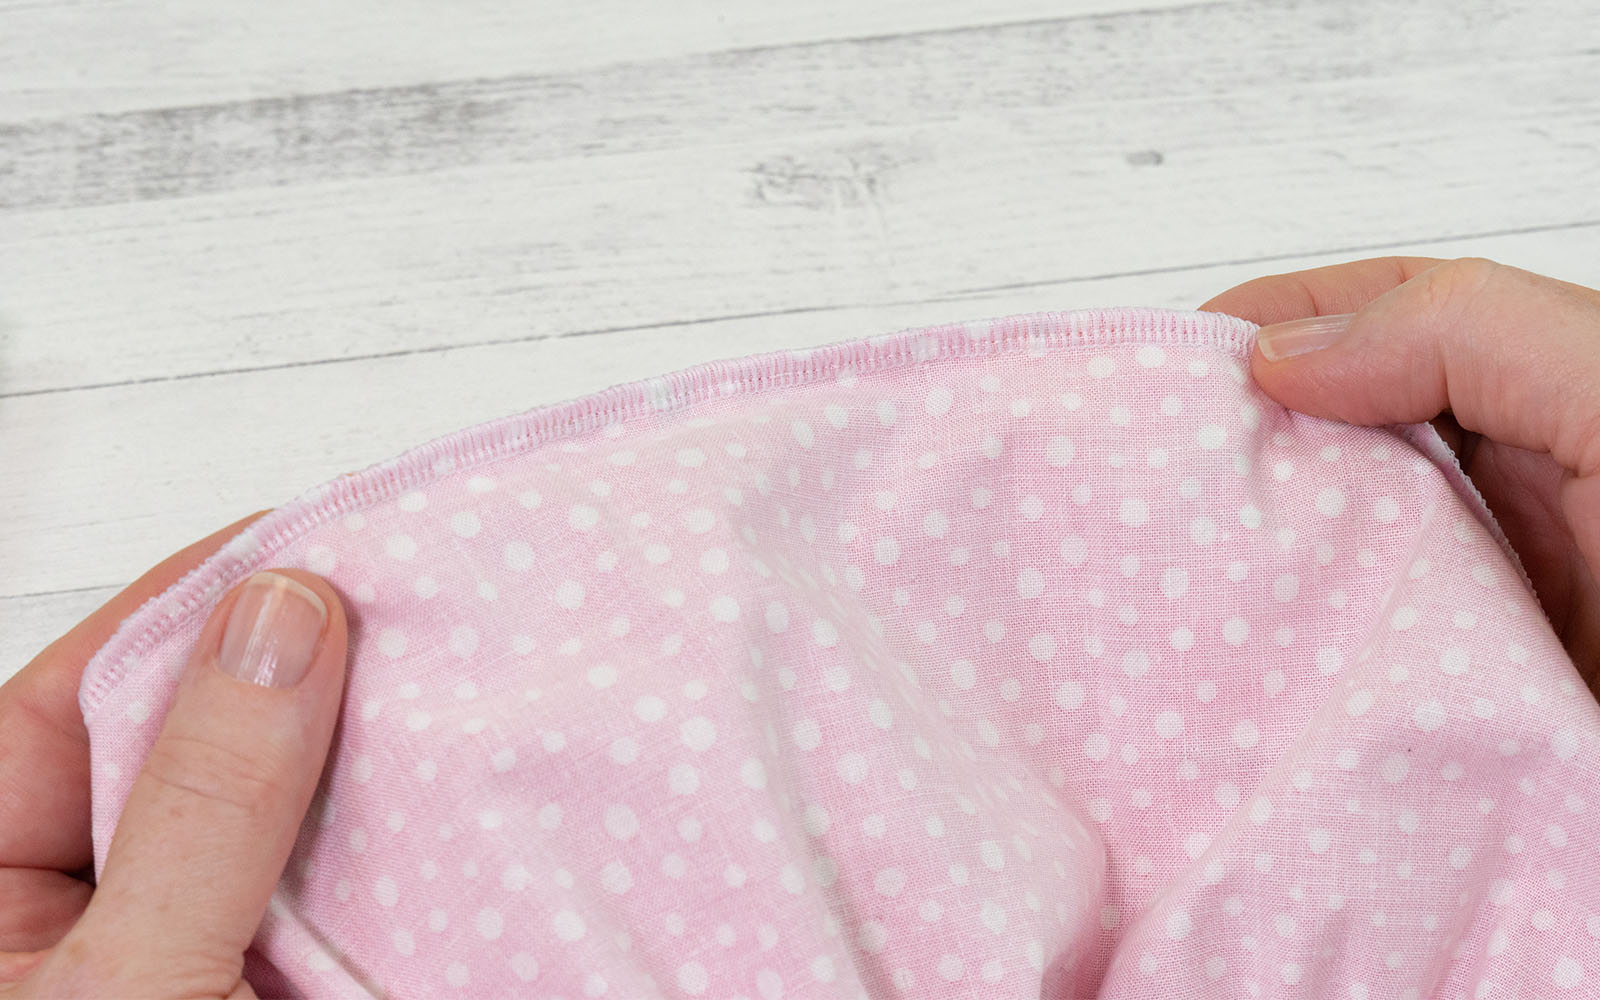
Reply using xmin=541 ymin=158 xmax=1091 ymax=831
xmin=42 ymin=570 xmax=348 ymax=998
xmin=1249 ymin=256 xmax=1600 ymax=478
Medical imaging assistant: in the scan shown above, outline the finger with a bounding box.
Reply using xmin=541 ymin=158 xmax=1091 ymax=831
xmin=0 ymin=869 xmax=92 ymax=953
xmin=1248 ymin=257 xmax=1600 ymax=475
xmin=0 ymin=510 xmax=270 ymax=872
xmin=45 ymin=570 xmax=348 ymax=998
xmin=1200 ymin=255 xmax=1446 ymax=325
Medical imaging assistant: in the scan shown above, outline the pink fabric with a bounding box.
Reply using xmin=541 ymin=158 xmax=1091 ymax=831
xmin=82 ymin=308 xmax=1597 ymax=998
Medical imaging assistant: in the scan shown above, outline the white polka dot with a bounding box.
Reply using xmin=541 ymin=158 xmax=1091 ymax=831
xmin=1553 ymin=730 xmax=1581 ymax=760
xmin=980 ymin=840 xmax=1005 ymax=870
xmin=1272 ymin=574 xmax=1299 ymax=602
xmin=1030 ymin=633 xmax=1056 ymax=661
xmin=475 ymin=908 xmax=504 ymax=941
xmin=1249 ymin=797 xmax=1274 ymax=824
xmin=837 ymin=752 xmax=869 ymax=784
xmin=938 ymin=954 xmax=964 ymax=981
xmin=668 ymin=763 xmax=699 ymax=794
xmin=1155 ymin=710 xmax=1184 ymax=738
xmin=554 ymin=580 xmax=585 ymax=609
xmin=1120 ymin=497 xmax=1149 ymax=527
xmin=604 ymin=804 xmax=639 ymax=840
xmin=1223 ymin=617 xmax=1249 ymax=645
xmin=1554 ymin=957 xmax=1583 ymax=988
xmin=1056 ymin=680 xmax=1085 ymax=711
xmin=1167 ymin=909 xmax=1193 ymax=940
xmin=949 ymin=659 xmax=977 ymax=690
xmin=1017 ymin=568 xmax=1045 ymax=598
xmin=925 ymin=386 xmax=953 ymax=416
xmin=373 ymin=876 xmax=398 ymax=907
xmin=874 ymin=867 xmax=907 ymax=897
xmin=306 ymin=545 xmax=338 ymax=574
xmin=812 ymin=619 xmax=839 ymax=647
xmin=1316 ymin=647 xmax=1343 ymax=675
xmin=1046 ymin=436 xmax=1075 ymax=465
xmin=1197 ymin=425 xmax=1226 ymax=449
xmin=680 ymin=716 xmax=717 ymax=752
xmin=1136 ymin=344 xmax=1166 ymax=367
xmin=385 ymin=534 xmax=417 ymax=560
xmin=1087 ymin=357 xmax=1115 ymax=378
xmin=1234 ymin=720 xmax=1261 ymax=749
xmin=709 ymin=595 xmax=740 ymax=622
xmin=1060 ymin=536 xmax=1088 ymax=565
xmin=1081 ymin=731 xmax=1111 ymax=761
xmin=790 ymin=420 xmax=815 ymax=449
xmin=1373 ymin=497 xmax=1400 ymax=523
xmin=447 ymin=625 xmax=479 ymax=659
xmin=1122 ymin=649 xmax=1150 ymax=678
xmin=450 ymin=511 xmax=481 ymax=538
xmin=793 ymin=718 xmax=822 ymax=751
xmin=875 ymin=536 xmax=900 ymax=565
xmin=547 ymin=908 xmax=585 ymax=940
xmin=503 ymin=540 xmax=534 ymax=571
xmin=1414 ymin=700 xmax=1446 ymax=732
xmin=1316 ymin=487 xmax=1347 ymax=517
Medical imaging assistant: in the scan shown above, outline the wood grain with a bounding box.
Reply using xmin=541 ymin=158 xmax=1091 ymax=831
xmin=0 ymin=0 xmax=1209 ymax=121
xmin=5 ymin=65 xmax=1597 ymax=393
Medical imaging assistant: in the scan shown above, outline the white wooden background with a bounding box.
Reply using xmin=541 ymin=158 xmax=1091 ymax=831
xmin=3 ymin=0 xmax=1598 ymax=685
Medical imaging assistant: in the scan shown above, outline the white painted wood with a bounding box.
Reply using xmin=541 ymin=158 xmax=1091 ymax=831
xmin=6 ymin=79 xmax=1598 ymax=393
xmin=0 ymin=0 xmax=1211 ymax=121
xmin=3 ymin=0 xmax=1597 ymax=683
xmin=0 ymin=588 xmax=118 ymax=688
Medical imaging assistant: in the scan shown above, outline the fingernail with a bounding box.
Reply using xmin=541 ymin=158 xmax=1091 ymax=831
xmin=1256 ymin=313 xmax=1354 ymax=361
xmin=218 ymin=572 xmax=327 ymax=687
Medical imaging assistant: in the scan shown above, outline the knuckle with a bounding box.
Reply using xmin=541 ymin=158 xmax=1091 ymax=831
xmin=140 ymin=733 xmax=291 ymax=822
xmin=1419 ymin=257 xmax=1502 ymax=320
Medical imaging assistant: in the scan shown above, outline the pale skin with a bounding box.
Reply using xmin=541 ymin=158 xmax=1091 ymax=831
xmin=1 ymin=256 xmax=1595 ymax=995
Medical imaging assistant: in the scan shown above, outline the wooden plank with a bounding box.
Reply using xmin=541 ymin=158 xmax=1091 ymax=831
xmin=1 ymin=588 xmax=117 ymax=688
xmin=3 ymin=225 xmax=1596 ymax=604
xmin=5 ymin=3 xmax=1592 ymax=213
xmin=0 ymin=0 xmax=1214 ymax=122
xmin=5 ymin=66 xmax=1598 ymax=396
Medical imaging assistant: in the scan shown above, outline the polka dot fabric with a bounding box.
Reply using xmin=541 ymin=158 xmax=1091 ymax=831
xmin=81 ymin=308 xmax=1598 ymax=999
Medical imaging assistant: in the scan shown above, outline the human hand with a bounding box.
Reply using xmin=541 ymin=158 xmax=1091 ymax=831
xmin=0 ymin=512 xmax=350 ymax=997
xmin=1202 ymin=256 xmax=1600 ymax=684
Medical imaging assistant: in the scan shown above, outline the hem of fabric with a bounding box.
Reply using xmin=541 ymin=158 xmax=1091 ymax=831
xmin=1395 ymin=421 xmax=1537 ymax=599
xmin=77 ymin=306 xmax=1529 ymax=718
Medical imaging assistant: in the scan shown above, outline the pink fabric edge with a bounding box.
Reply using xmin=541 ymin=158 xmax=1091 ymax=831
xmin=78 ymin=306 xmax=1534 ymax=721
